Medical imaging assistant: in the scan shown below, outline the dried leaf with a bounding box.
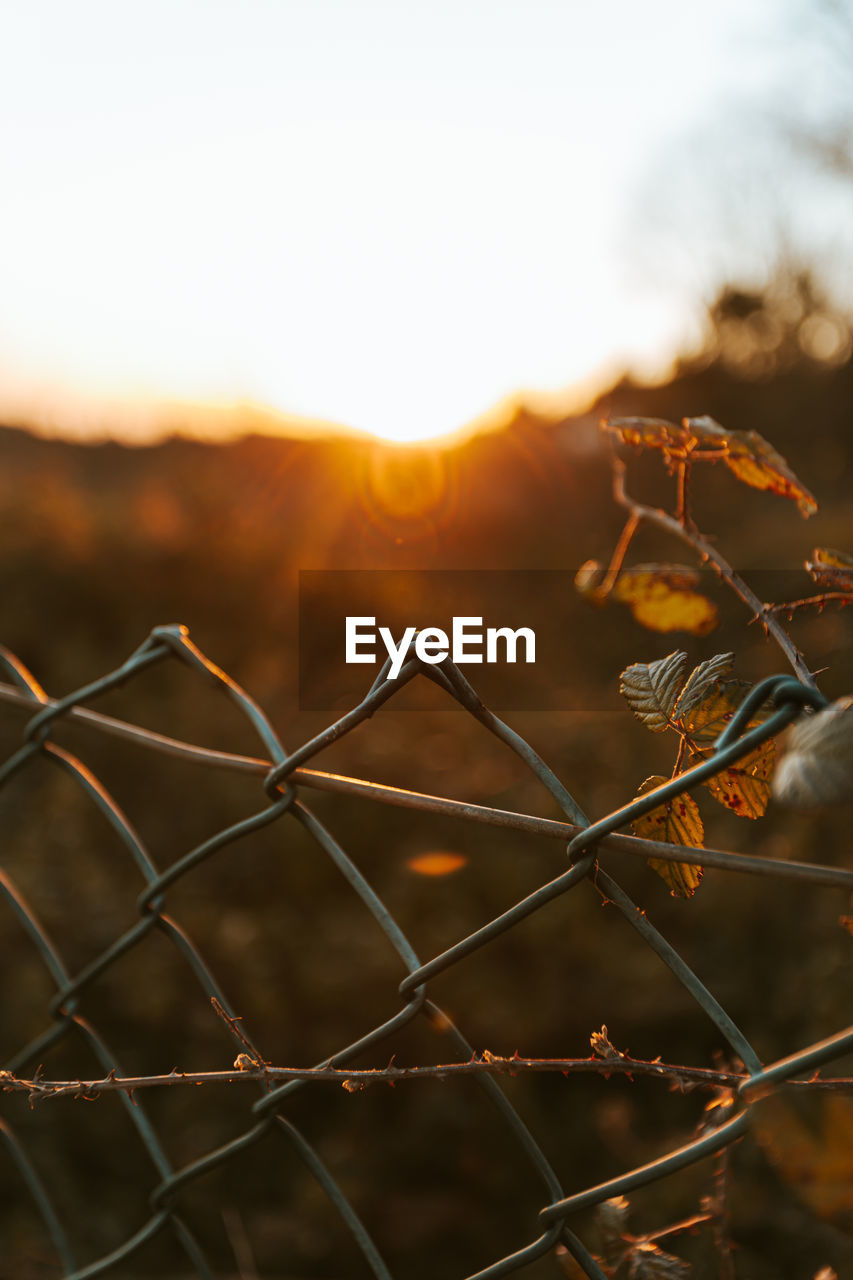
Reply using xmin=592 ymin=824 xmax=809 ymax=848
xmin=606 ymin=414 xmax=817 ymax=514
xmin=723 ymin=429 xmax=817 ymax=516
xmin=590 ymin=1025 xmax=624 ymax=1060
xmin=620 ymin=652 xmax=688 ymax=733
xmin=604 ymin=417 xmax=690 ymax=451
xmin=627 ymin=1241 xmax=692 ymax=1279
xmin=772 ymin=696 xmax=853 ymax=807
xmin=631 ymin=776 xmax=704 ymax=897
xmin=612 ymin=566 xmax=719 ymax=636
xmin=690 ymin=739 xmax=776 ymax=819
xmin=806 ymin=547 xmax=853 ymax=593
xmin=673 ymin=653 xmax=735 ymax=721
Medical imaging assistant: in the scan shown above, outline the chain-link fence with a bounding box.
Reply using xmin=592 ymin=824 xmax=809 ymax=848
xmin=1 ymin=623 xmax=851 ymax=1279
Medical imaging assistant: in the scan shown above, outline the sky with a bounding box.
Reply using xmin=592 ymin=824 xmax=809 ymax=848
xmin=0 ymin=0 xmax=812 ymax=444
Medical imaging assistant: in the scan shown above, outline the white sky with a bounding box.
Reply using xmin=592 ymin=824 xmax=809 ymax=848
xmin=0 ymin=0 xmax=788 ymax=442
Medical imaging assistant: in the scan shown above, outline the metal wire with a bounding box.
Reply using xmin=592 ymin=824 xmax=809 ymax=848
xmin=0 ymin=628 xmax=850 ymax=1278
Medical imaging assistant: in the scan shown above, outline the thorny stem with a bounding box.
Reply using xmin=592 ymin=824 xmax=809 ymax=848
xmin=2 ymin=1056 xmax=851 ymax=1102
xmin=210 ymin=996 xmax=269 ymax=1065
xmin=610 ymin=456 xmax=816 ymax=688
xmin=765 ymin=592 xmax=853 ymax=617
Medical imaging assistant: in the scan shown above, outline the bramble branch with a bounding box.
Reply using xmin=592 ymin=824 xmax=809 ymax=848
xmin=609 ymin=453 xmax=816 ymax=686
xmin=2 ymin=1054 xmax=851 ymax=1104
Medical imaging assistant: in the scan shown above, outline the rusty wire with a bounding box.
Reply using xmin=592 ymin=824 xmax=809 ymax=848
xmin=0 ymin=624 xmax=850 ymax=1279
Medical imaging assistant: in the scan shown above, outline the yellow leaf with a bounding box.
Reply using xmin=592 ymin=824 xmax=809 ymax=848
xmin=620 ymin=652 xmax=688 ymax=733
xmin=690 ymin=739 xmax=776 ymax=819
xmin=679 ymin=676 xmax=776 ymax=818
xmin=723 ymin=429 xmax=817 ymax=516
xmin=631 ymin=776 xmax=704 ymax=897
xmin=612 ymin=565 xmax=719 ymax=635
xmin=678 ymin=678 xmax=765 ymax=743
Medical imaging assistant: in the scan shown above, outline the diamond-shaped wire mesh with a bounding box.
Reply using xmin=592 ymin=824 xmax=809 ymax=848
xmin=1 ymin=625 xmax=851 ymax=1279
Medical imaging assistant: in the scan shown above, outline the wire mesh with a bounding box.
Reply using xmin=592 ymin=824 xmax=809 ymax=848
xmin=0 ymin=624 xmax=851 ymax=1279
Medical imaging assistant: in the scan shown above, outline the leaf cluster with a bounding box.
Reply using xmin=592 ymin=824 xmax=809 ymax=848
xmin=603 ymin=414 xmax=818 ymax=516
xmin=619 ymin=652 xmax=776 ymax=897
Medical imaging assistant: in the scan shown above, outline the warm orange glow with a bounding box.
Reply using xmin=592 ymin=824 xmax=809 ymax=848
xmin=353 ymin=445 xmax=461 ymax=542
xmin=406 ymin=852 xmax=469 ymax=877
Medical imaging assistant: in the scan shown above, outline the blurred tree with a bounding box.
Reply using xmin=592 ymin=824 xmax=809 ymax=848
xmin=695 ymin=261 xmax=852 ymax=378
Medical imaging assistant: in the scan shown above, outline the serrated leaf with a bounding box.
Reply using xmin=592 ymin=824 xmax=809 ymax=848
xmin=620 ymin=652 xmax=688 ymax=733
xmin=679 ymin=678 xmax=768 ymax=743
xmin=772 ymin=696 xmax=853 ymax=807
xmin=673 ymin=653 xmax=735 ymax=721
xmin=806 ymin=547 xmax=853 ymax=593
xmin=690 ymin=739 xmax=776 ymax=819
xmin=723 ymin=429 xmax=817 ymax=516
xmin=603 ymin=417 xmax=690 ymax=450
xmin=612 ymin=566 xmax=719 ymax=635
xmin=631 ymin=776 xmax=704 ymax=897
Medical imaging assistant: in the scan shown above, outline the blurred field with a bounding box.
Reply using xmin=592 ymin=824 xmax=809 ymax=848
xmin=1 ymin=349 xmax=852 ymax=1278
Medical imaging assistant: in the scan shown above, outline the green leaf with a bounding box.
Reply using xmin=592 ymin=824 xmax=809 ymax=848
xmin=631 ymin=775 xmax=704 ymax=897
xmin=723 ymin=429 xmax=817 ymax=516
xmin=620 ymin=652 xmax=688 ymax=733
